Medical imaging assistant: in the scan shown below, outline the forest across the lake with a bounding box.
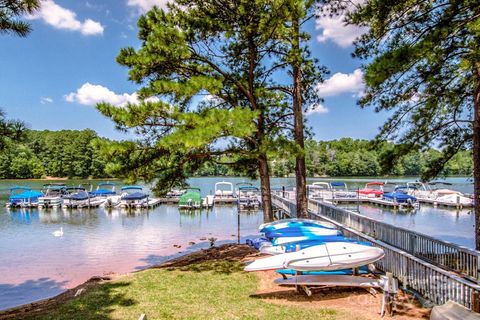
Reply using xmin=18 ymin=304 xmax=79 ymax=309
xmin=0 ymin=129 xmax=472 ymax=179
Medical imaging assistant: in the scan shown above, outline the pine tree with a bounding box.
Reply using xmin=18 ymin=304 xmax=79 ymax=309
xmin=322 ymin=0 xmax=480 ymax=247
xmin=0 ymin=0 xmax=40 ymax=37
xmin=97 ymin=0 xmax=299 ymax=222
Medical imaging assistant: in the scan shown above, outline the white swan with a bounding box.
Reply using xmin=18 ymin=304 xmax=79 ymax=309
xmin=53 ymin=227 xmax=63 ymax=237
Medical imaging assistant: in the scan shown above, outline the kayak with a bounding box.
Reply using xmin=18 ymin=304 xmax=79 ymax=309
xmin=244 ymin=242 xmax=384 ymax=272
xmin=260 ymin=236 xmax=365 ymax=255
xmin=277 ymin=265 xmax=369 ymax=276
xmin=260 ymin=219 xmax=336 ymax=233
xmin=264 ymin=225 xmax=341 ymax=239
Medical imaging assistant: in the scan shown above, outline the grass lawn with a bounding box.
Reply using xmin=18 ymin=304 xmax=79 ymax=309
xmin=20 ymin=260 xmax=343 ymax=320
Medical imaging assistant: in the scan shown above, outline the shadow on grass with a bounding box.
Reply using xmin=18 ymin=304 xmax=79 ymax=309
xmin=7 ymin=281 xmax=137 ymax=320
xmin=174 ymin=260 xmax=245 ymax=274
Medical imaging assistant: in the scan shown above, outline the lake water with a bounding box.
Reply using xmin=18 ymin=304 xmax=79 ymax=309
xmin=0 ymin=176 xmax=474 ymax=310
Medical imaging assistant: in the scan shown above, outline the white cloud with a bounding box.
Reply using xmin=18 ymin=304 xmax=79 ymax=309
xmin=28 ymin=0 xmax=104 ymax=36
xmin=65 ymin=83 xmax=159 ymax=107
xmin=127 ymin=0 xmax=170 ymax=12
xmin=305 ymin=103 xmax=329 ymax=115
xmin=316 ymin=69 xmax=365 ymax=98
xmin=40 ymin=97 xmax=53 ymax=104
xmin=316 ymin=1 xmax=368 ymax=48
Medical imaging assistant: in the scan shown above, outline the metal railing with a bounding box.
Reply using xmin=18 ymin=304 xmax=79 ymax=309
xmin=271 ymin=192 xmax=480 ymax=308
xmin=306 ymin=198 xmax=480 ymax=282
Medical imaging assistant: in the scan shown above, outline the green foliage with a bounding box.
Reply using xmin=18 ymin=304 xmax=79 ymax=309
xmin=0 ymin=129 xmax=111 ymax=179
xmin=23 ymin=259 xmax=341 ymax=320
xmin=268 ymin=138 xmax=472 ymax=177
xmin=0 ymin=109 xmax=27 ymax=151
xmin=95 ymin=0 xmax=310 ymax=198
xmin=320 ymin=0 xmax=478 ymax=180
xmin=0 ymin=0 xmax=40 ymax=37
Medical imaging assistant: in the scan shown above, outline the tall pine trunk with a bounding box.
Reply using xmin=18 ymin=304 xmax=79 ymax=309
xmin=292 ymin=15 xmax=308 ymax=218
xmin=474 ymin=64 xmax=480 ymax=250
xmin=259 ymin=153 xmax=273 ymax=222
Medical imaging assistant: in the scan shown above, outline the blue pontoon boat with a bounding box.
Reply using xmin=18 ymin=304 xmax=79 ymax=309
xmin=119 ymin=186 xmax=149 ymax=209
xmin=6 ymin=187 xmax=43 ymax=208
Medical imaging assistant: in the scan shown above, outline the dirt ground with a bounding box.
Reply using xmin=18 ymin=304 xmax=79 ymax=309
xmin=0 ymin=244 xmax=431 ymax=319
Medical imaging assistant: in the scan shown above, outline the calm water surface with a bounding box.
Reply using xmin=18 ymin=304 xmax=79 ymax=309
xmin=0 ymin=176 xmax=474 ymax=310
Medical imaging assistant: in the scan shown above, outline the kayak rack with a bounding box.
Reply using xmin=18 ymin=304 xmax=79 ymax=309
xmin=275 ymin=273 xmax=398 ymax=317
xmin=272 ymin=192 xmax=480 ymax=311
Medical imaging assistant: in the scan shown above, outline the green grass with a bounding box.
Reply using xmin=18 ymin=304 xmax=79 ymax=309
xmin=22 ymin=260 xmax=342 ymax=320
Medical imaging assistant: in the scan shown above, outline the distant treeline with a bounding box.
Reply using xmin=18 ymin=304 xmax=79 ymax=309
xmin=198 ymin=138 xmax=473 ymax=178
xmin=0 ymin=132 xmax=472 ymax=179
xmin=0 ymin=129 xmax=110 ymax=179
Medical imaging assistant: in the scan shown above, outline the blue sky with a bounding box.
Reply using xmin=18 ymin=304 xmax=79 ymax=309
xmin=0 ymin=0 xmax=389 ymax=141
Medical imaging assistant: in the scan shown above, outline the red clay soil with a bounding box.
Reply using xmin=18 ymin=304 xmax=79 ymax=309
xmin=0 ymin=244 xmax=430 ymax=319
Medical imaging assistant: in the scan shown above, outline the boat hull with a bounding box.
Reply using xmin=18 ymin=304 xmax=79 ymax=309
xmin=245 ymin=242 xmax=384 ymax=272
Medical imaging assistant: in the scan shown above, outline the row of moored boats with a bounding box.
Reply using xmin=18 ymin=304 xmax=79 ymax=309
xmin=5 ymin=183 xmax=155 ymax=209
xmin=307 ymin=181 xmax=473 ymax=208
xmin=168 ymin=182 xmax=261 ymax=210
xmin=5 ymin=181 xmax=263 ymax=210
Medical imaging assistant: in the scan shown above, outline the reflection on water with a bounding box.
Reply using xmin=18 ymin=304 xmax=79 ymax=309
xmin=0 ymin=176 xmax=475 ymax=311
xmin=0 ymin=204 xmax=263 ymax=311
xmin=340 ymin=204 xmax=475 ymax=248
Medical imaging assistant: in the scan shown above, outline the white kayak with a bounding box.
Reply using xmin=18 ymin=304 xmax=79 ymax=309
xmin=245 ymin=242 xmax=384 ymax=272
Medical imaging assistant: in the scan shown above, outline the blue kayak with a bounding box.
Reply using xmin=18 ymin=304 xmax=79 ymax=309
xmin=277 ymin=265 xmax=369 ymax=276
xmin=260 ymin=220 xmax=336 ymax=234
xmin=264 ymin=226 xmax=341 ymax=239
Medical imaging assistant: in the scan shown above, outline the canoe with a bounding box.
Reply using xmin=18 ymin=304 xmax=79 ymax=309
xmin=244 ymin=242 xmax=384 ymax=272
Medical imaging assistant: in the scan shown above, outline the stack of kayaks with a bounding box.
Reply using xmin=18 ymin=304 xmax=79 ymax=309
xmin=245 ymin=219 xmax=384 ymax=273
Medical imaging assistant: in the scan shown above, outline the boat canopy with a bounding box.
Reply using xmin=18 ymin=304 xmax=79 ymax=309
xmin=428 ymin=181 xmax=453 ymax=186
xmin=9 ymin=186 xmax=32 ymax=193
xmin=238 ymin=186 xmax=259 ymax=191
xmin=215 ymin=181 xmax=233 ymax=191
xmin=97 ymin=182 xmax=116 ymax=187
xmin=121 ymin=192 xmax=148 ymax=200
xmin=310 ymin=182 xmax=331 ymax=189
xmin=43 ymin=183 xmax=67 ymax=187
xmin=236 ymin=182 xmax=253 ymax=186
xmin=10 ymin=190 xmax=43 ymax=200
xmin=330 ymin=181 xmax=347 ymax=189
xmin=395 ymin=185 xmax=418 ymax=192
xmin=121 ymin=186 xmax=143 ymax=191
xmin=186 ymin=187 xmax=201 ymax=192
xmin=365 ymin=182 xmax=384 ymax=186
xmin=66 ymin=187 xmax=86 ymax=192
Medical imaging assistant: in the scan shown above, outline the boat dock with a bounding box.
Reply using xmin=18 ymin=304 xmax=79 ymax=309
xmin=157 ymin=197 xmax=181 ymax=204
xmin=272 ymin=192 xmax=480 ymax=310
xmin=146 ymin=198 xmax=162 ymax=208
xmin=311 ymin=195 xmax=472 ymax=209
xmin=213 ymin=198 xmax=237 ymax=205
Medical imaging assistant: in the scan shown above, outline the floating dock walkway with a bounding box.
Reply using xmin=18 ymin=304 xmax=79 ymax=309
xmin=312 ymin=195 xmax=472 ymax=210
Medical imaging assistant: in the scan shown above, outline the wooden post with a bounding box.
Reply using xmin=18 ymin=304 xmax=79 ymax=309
xmin=473 ymin=292 xmax=480 ymax=313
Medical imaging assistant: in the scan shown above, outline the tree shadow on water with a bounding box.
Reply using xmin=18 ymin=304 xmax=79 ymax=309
xmin=0 ymin=280 xmax=136 ymax=320
xmin=0 ymin=278 xmax=67 ymax=311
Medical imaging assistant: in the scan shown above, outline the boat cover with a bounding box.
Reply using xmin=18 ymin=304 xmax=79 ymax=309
xmin=65 ymin=191 xmax=90 ymax=201
xmin=122 ymin=192 xmax=148 ymax=201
